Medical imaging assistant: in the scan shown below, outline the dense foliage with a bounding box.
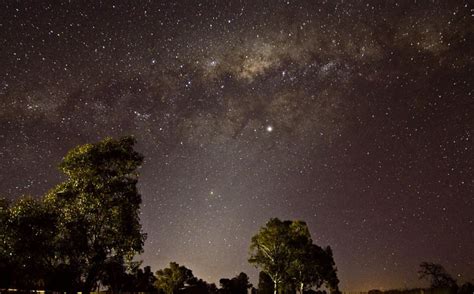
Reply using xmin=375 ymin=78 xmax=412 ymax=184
xmin=219 ymin=272 xmax=253 ymax=294
xmin=155 ymin=262 xmax=196 ymax=294
xmin=249 ymin=218 xmax=340 ymax=294
xmin=0 ymin=136 xmax=146 ymax=292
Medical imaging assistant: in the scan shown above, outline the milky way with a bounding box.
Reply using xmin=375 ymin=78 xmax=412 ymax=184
xmin=0 ymin=1 xmax=473 ymax=291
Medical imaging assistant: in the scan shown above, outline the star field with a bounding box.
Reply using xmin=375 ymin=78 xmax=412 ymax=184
xmin=0 ymin=1 xmax=473 ymax=291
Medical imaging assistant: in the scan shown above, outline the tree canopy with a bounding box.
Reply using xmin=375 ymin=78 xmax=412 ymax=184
xmin=249 ymin=218 xmax=339 ymax=294
xmin=0 ymin=136 xmax=146 ymax=292
xmin=418 ymin=262 xmax=457 ymax=289
xmin=1 ymin=196 xmax=58 ymax=289
xmin=155 ymin=262 xmax=196 ymax=294
xmin=47 ymin=136 xmax=145 ymax=291
xmin=219 ymin=272 xmax=253 ymax=294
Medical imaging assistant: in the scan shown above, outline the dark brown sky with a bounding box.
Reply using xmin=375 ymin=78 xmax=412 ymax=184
xmin=0 ymin=1 xmax=473 ymax=291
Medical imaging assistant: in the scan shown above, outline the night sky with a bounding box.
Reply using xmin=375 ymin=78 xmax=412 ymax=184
xmin=1 ymin=1 xmax=473 ymax=291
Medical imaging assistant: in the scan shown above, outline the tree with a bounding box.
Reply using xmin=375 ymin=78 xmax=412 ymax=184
xmin=249 ymin=218 xmax=339 ymax=294
xmin=219 ymin=272 xmax=252 ymax=294
xmin=155 ymin=262 xmax=195 ymax=294
xmin=258 ymin=271 xmax=274 ymax=294
xmin=132 ymin=265 xmax=158 ymax=292
xmin=2 ymin=196 xmax=59 ymax=290
xmin=44 ymin=136 xmax=146 ymax=292
xmin=418 ymin=262 xmax=457 ymax=289
xmin=249 ymin=218 xmax=307 ymax=294
xmin=101 ymin=256 xmax=129 ymax=293
xmin=289 ymin=245 xmax=339 ymax=294
xmin=458 ymin=282 xmax=474 ymax=294
xmin=186 ymin=278 xmax=217 ymax=294
xmin=317 ymin=246 xmax=340 ymax=294
xmin=101 ymin=259 xmax=157 ymax=293
xmin=289 ymin=244 xmax=324 ymax=294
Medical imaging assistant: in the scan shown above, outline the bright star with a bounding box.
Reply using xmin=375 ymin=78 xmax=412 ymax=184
xmin=266 ymin=125 xmax=273 ymax=132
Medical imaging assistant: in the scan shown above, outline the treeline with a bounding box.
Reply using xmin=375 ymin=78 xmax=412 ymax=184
xmin=0 ymin=137 xmax=340 ymax=293
xmin=367 ymin=263 xmax=474 ymax=294
xmin=368 ymin=285 xmax=474 ymax=294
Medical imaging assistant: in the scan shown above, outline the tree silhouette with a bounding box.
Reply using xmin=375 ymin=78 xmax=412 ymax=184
xmin=186 ymin=277 xmax=217 ymax=294
xmin=318 ymin=247 xmax=340 ymax=293
xmin=418 ymin=262 xmax=457 ymax=289
xmin=101 ymin=258 xmax=157 ymax=293
xmin=219 ymin=272 xmax=252 ymax=294
xmin=458 ymin=282 xmax=474 ymax=294
xmin=132 ymin=265 xmax=158 ymax=292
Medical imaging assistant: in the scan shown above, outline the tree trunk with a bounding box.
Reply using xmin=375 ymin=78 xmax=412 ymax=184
xmin=274 ymin=280 xmax=278 ymax=294
xmin=300 ymin=282 xmax=304 ymax=294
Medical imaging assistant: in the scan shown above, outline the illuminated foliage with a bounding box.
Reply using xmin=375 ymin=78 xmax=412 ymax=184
xmin=43 ymin=136 xmax=146 ymax=291
xmin=155 ymin=262 xmax=195 ymax=294
xmin=249 ymin=218 xmax=339 ymax=294
xmin=289 ymin=244 xmax=340 ymax=294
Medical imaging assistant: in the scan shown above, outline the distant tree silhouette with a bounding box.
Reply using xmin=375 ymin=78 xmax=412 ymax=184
xmin=418 ymin=262 xmax=457 ymax=289
xmin=219 ymin=278 xmax=232 ymax=292
xmin=155 ymin=262 xmax=195 ymax=294
xmin=458 ymin=282 xmax=474 ymax=294
xmin=102 ymin=258 xmax=157 ymax=293
xmin=219 ymin=272 xmax=252 ymax=294
xmin=132 ymin=265 xmax=158 ymax=292
xmin=186 ymin=278 xmax=217 ymax=294
xmin=249 ymin=218 xmax=339 ymax=294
